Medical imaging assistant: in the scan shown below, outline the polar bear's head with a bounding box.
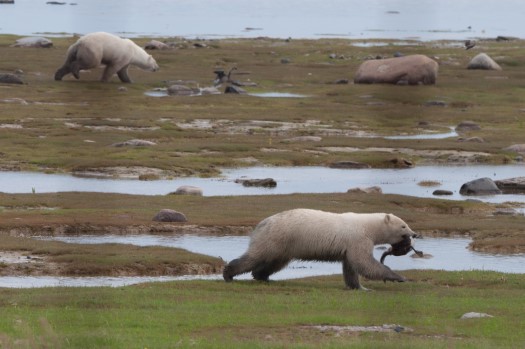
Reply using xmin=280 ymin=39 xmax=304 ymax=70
xmin=382 ymin=213 xmax=418 ymax=246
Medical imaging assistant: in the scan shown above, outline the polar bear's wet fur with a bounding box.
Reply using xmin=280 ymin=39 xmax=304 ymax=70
xmin=54 ymin=32 xmax=159 ymax=83
xmin=223 ymin=209 xmax=417 ymax=289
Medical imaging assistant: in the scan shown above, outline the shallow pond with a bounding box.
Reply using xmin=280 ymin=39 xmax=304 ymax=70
xmin=144 ymin=90 xmax=308 ymax=98
xmin=1 ymin=165 xmax=524 ymax=204
xmin=0 ymin=0 xmax=522 ymax=40
xmin=2 ymin=234 xmax=523 ymax=288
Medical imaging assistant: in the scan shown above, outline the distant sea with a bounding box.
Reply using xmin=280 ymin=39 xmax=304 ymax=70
xmin=1 ymin=0 xmax=524 ymax=40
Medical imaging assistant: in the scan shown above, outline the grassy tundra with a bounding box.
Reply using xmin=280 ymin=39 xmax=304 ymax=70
xmin=1 ymin=35 xmax=524 ymax=347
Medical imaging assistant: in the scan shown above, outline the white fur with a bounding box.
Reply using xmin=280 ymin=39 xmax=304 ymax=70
xmin=223 ymin=209 xmax=417 ymax=289
xmin=54 ymin=32 xmax=159 ymax=83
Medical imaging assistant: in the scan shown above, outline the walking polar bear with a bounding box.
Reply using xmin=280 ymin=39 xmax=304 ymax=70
xmin=54 ymin=32 xmax=159 ymax=83
xmin=223 ymin=209 xmax=418 ymax=290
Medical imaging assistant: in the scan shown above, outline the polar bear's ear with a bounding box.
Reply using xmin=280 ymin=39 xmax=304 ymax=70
xmin=384 ymin=213 xmax=392 ymax=223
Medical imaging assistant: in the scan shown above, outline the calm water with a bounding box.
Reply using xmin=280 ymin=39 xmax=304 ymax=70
xmin=1 ymin=0 xmax=524 ymax=40
xmin=1 ymin=234 xmax=522 ymax=288
xmin=1 ymin=165 xmax=524 ymax=204
xmin=42 ymin=234 xmax=525 ymax=274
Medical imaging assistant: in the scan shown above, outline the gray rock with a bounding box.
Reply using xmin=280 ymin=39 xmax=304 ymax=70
xmin=493 ymin=208 xmax=519 ymax=216
xmin=504 ymin=144 xmax=525 ymax=153
xmin=347 ymin=186 xmax=383 ymax=194
xmin=425 ymin=100 xmax=447 ymax=107
xmin=354 ymin=54 xmax=438 ymax=85
xmin=460 ymin=312 xmax=493 ymax=320
xmin=145 ymin=40 xmax=169 ymax=50
xmin=152 ymin=209 xmax=187 ymax=222
xmin=467 ymin=53 xmax=502 ymax=70
xmin=12 ymin=37 xmax=53 ymax=48
xmin=235 ymin=178 xmax=277 ymax=187
xmin=495 ymin=177 xmax=525 ymax=193
xmin=111 ymin=139 xmax=157 ymax=147
xmin=455 ymin=121 xmax=481 ymax=132
xmin=457 ymin=137 xmax=485 ymax=143
xmin=433 ymin=189 xmax=453 ymax=196
xmin=224 ymin=85 xmax=247 ymax=94
xmin=459 ymin=177 xmax=502 ymax=196
xmin=329 ymin=161 xmax=371 ymax=169
xmin=200 ymin=87 xmax=221 ymax=95
xmin=280 ymin=58 xmax=291 ymax=64
xmin=0 ymin=73 xmax=23 ymax=84
xmin=171 ymin=185 xmax=203 ymax=196
xmin=335 ymin=79 xmax=349 ymax=84
xmin=168 ymin=84 xmax=199 ymax=96
xmin=282 ymin=136 xmax=322 ymax=143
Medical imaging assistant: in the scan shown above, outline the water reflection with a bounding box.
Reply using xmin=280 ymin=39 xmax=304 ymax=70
xmin=42 ymin=234 xmax=525 ymax=274
xmin=1 ymin=165 xmax=524 ymax=204
xmin=0 ymin=0 xmax=522 ymax=40
xmin=3 ymin=235 xmax=523 ymax=288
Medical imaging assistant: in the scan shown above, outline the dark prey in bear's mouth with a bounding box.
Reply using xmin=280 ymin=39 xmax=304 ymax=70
xmin=380 ymin=235 xmax=424 ymax=264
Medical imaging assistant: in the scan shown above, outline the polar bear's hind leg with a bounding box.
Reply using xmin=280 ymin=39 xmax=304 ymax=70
xmin=251 ymin=259 xmax=289 ymax=281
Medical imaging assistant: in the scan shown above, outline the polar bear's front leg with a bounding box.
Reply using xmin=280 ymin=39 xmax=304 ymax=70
xmin=117 ymin=65 xmax=132 ymax=83
xmin=348 ymin=247 xmax=406 ymax=284
xmin=101 ymin=63 xmax=130 ymax=83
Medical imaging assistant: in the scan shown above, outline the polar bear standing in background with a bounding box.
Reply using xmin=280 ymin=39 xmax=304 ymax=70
xmin=54 ymin=32 xmax=159 ymax=83
xmin=223 ymin=209 xmax=418 ymax=290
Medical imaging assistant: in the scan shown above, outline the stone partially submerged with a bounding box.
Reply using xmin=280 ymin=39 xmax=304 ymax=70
xmin=495 ymin=177 xmax=525 ymax=193
xmin=354 ymin=54 xmax=438 ymax=85
xmin=459 ymin=178 xmax=502 ymax=196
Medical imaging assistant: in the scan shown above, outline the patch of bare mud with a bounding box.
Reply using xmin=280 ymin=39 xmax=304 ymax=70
xmin=0 ymin=124 xmax=23 ymax=129
xmin=65 ymin=123 xmax=160 ymax=132
xmin=175 ymin=119 xmax=373 ymax=137
xmin=0 ymin=251 xmax=60 ymax=276
xmin=0 ymin=98 xmax=88 ymax=106
xmin=321 ymin=147 xmax=491 ymax=164
xmin=306 ymin=324 xmax=413 ymax=334
xmin=5 ymin=224 xmax=252 ymax=237
xmin=71 ymin=166 xmax=174 ymax=179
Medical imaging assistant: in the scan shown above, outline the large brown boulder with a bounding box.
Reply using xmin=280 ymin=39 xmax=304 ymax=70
xmin=354 ymin=55 xmax=438 ymax=85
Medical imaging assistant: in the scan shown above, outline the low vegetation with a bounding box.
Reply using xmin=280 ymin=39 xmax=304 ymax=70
xmin=1 ymin=36 xmax=525 ymax=348
xmin=0 ymin=271 xmax=524 ymax=348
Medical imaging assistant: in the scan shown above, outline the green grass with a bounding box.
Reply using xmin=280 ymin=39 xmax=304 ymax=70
xmin=2 ymin=35 xmax=525 ymax=348
xmin=0 ymin=271 xmax=523 ymax=348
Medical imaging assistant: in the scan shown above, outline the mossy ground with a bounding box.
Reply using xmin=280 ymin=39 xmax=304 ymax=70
xmin=0 ymin=271 xmax=524 ymax=348
xmin=1 ymin=35 xmax=525 ymax=348
xmin=1 ymin=36 xmax=525 ymax=174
